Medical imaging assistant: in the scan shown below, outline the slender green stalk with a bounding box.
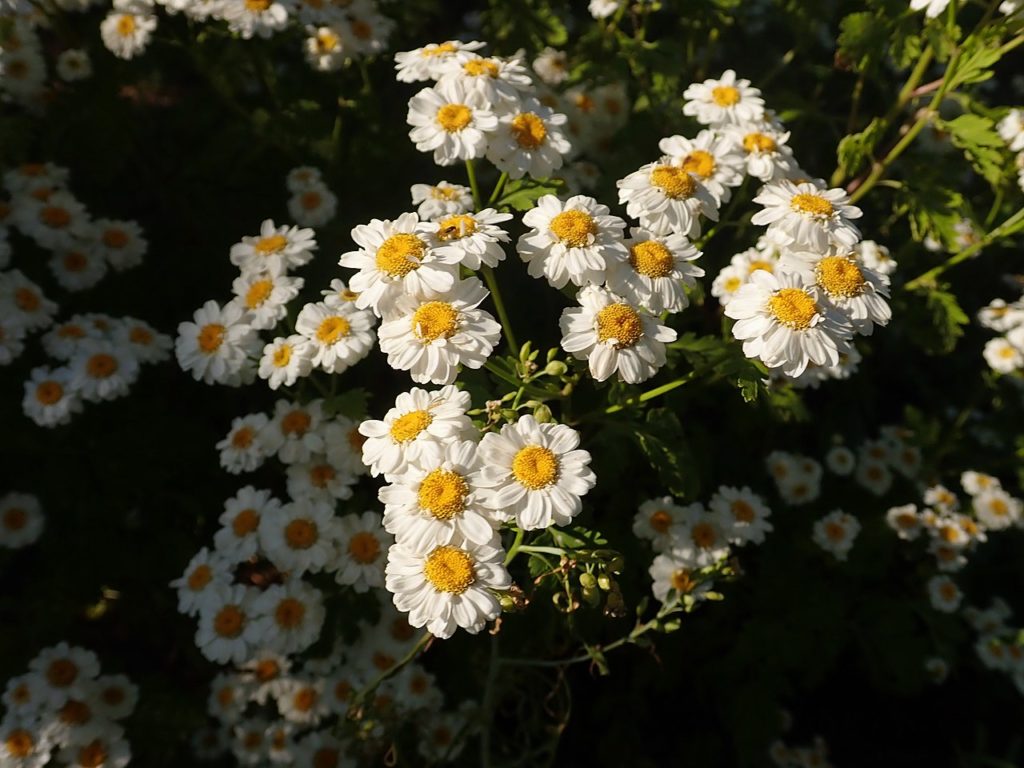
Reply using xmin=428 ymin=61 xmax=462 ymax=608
xmin=465 ymin=159 xmax=482 ymax=210
xmin=350 ymin=631 xmax=431 ymax=709
xmin=488 ymin=171 xmax=509 ymax=206
xmin=481 ymin=265 xmax=519 ymax=355
xmin=503 ymin=527 xmax=525 ymax=565
xmin=604 ymin=371 xmax=697 ymax=414
xmin=516 ymin=545 xmax=566 ymax=557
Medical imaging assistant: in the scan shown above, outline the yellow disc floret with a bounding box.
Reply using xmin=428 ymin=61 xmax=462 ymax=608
xmin=629 ymin=240 xmax=674 ymax=278
xmin=511 ymin=445 xmax=559 ymax=490
xmin=412 ymin=301 xmax=459 ymax=342
xmin=418 ymin=469 xmax=469 ymax=520
xmin=389 ymin=410 xmax=432 ymax=443
xmin=767 ymin=288 xmax=817 ymax=330
xmin=681 ymin=150 xmax=716 ymax=179
xmin=650 ymin=165 xmax=697 ymax=200
xmin=436 ymin=103 xmax=473 ymax=132
xmin=790 ymin=193 xmax=834 ymax=217
xmin=316 ymin=315 xmax=351 ymax=344
xmin=376 ymin=233 xmax=425 ymax=277
xmin=437 ymin=214 xmax=477 ymax=241
xmin=596 ymin=303 xmax=644 ymax=348
xmin=711 ymin=85 xmax=740 ymax=106
xmin=423 ymin=545 xmax=476 ymax=594
xmin=815 ymin=255 xmax=866 ymax=298
xmin=510 ymin=112 xmax=547 ymax=149
xmin=742 ymin=133 xmax=776 ymax=154
xmin=549 ymin=209 xmax=597 ymax=247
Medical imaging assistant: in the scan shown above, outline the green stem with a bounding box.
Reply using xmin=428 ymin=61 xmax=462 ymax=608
xmin=481 ymin=265 xmax=519 ymax=355
xmin=504 ymin=527 xmax=525 ymax=565
xmin=351 ymin=631 xmax=431 ymax=708
xmin=465 ymin=159 xmax=482 ymax=210
xmin=604 ymin=371 xmax=697 ymax=414
xmin=517 ymin=545 xmax=566 ymax=557
xmin=903 ymin=208 xmax=1024 ymax=291
xmin=488 ymin=171 xmax=509 ymax=206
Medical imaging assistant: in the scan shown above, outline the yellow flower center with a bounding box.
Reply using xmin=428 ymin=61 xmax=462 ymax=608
xmin=724 ymin=276 xmax=742 ymax=292
xmin=768 ymin=288 xmax=817 ymax=330
xmin=431 ymin=185 xmax=462 ymax=201
xmin=274 ymin=597 xmax=306 ymax=628
xmin=255 ymin=234 xmax=288 ymax=254
xmin=186 ymin=563 xmax=212 ymax=591
xmin=77 ymin=741 xmax=108 ymax=768
xmin=711 ymin=85 xmax=740 ymax=106
xmin=230 ymin=427 xmax=254 ymax=449
xmin=939 ymin=583 xmax=958 ymax=601
xmin=316 ymin=315 xmax=350 ymax=344
xmin=824 ymin=522 xmax=846 ymax=542
xmin=35 ymin=381 xmax=63 ymax=405
xmin=47 ymin=659 xmax=78 ymax=687
xmin=412 ymin=301 xmax=459 ymax=342
xmin=731 ymin=500 xmax=755 ymax=523
xmin=116 ymin=14 xmax=136 ymax=36
xmin=437 ymin=214 xmax=477 ymax=241
xmin=743 ymin=133 xmax=776 ymax=153
xmin=309 ymin=464 xmax=335 ymax=488
xmin=213 ymin=605 xmax=245 ymax=638
xmin=232 ymin=508 xmax=259 ymax=536
xmin=650 ymin=165 xmax=697 ymax=199
xmin=14 ymin=288 xmax=38 ymax=311
xmin=649 ymin=509 xmax=672 ymax=533
xmin=815 ymin=255 xmax=865 ymax=298
xmin=990 ymin=499 xmax=1009 ymax=516
xmin=510 ymin=112 xmax=547 ymax=149
xmin=349 ymin=18 xmax=372 ymax=40
xmin=596 ymin=303 xmax=644 ymax=348
xmin=63 ymin=252 xmax=88 ymax=272
xmin=629 ymin=240 xmax=674 ymax=278
xmin=271 ymin=344 xmax=292 ymax=368
xmin=284 ymin=519 xmax=318 ymax=549
xmin=418 ymin=469 xmax=469 ymax=520
xmin=423 ymin=545 xmax=476 ymax=594
xmin=245 ymin=279 xmax=273 ymax=309
xmin=549 ymin=209 xmax=597 ymax=247
xmin=791 ymin=193 xmax=834 ymax=217
xmin=681 ymin=150 xmax=716 ymax=179
xmin=464 ymin=58 xmax=500 ymax=78
xmin=198 ymin=324 xmax=225 ymax=353
xmin=511 ymin=445 xmax=559 ymax=490
xmin=375 ymin=233 xmax=425 ymax=277
xmin=102 ymin=228 xmax=129 ymax=248
xmin=437 ymin=103 xmax=473 ymax=132
xmin=348 ymin=531 xmax=381 ymax=563
xmin=748 ymin=259 xmax=774 ymax=274
xmin=2 ymin=508 xmax=26 ymax=531
xmin=41 ymin=206 xmax=71 ymax=228
xmin=422 ymin=42 xmax=457 ymax=57
xmin=300 ymin=191 xmax=322 ymax=210
xmin=5 ymin=730 xmax=32 ymax=758
xmin=390 ymin=410 xmax=433 ymax=442
xmin=86 ymin=353 xmax=118 ymax=379
xmin=316 ymin=29 xmax=340 ymax=51
xmin=244 ymin=0 xmax=270 ymax=10
xmin=670 ymin=569 xmax=695 ymax=593
xmin=692 ymin=522 xmax=718 ymax=548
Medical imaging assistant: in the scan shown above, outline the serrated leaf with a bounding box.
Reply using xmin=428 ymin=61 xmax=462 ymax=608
xmin=324 ymin=388 xmax=369 ymax=419
xmin=941 ymin=113 xmax=1008 ymax=188
xmin=901 ymin=285 xmax=969 ymax=355
xmin=836 ymin=117 xmax=885 ymax=180
xmin=837 ymin=12 xmax=887 ymax=71
xmin=496 ymin=177 xmax=564 ymax=212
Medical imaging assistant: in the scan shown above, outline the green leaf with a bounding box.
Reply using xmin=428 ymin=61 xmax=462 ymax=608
xmin=496 ymin=177 xmax=564 ymax=212
xmin=837 ymin=12 xmax=887 ymax=71
xmin=323 ymin=388 xmax=369 ymax=419
xmin=901 ymin=284 xmax=970 ymax=355
xmin=899 ymin=175 xmax=966 ymax=251
xmin=940 ymin=113 xmax=1008 ymax=188
xmin=836 ymin=117 xmax=885 ymax=180
xmin=631 ymin=409 xmax=697 ymax=499
xmin=947 ymin=34 xmax=1002 ymax=90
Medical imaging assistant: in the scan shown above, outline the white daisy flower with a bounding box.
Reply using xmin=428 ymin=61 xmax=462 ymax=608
xmin=632 ymin=496 xmax=686 ymax=550
xmin=855 ymin=449 xmax=893 ymax=496
xmin=910 ymin=0 xmax=951 ymax=18
xmin=22 ymin=366 xmax=81 ymax=428
xmin=383 ymin=663 xmax=443 ymax=714
xmin=486 ymin=98 xmax=572 ymax=180
xmin=559 ymin=285 xmax=676 ymax=384
xmin=961 ymin=470 xmax=1000 ymax=496
xmin=196 ymin=584 xmax=263 ymax=664
xmin=658 ymin=131 xmax=745 ymax=205
xmin=385 ymin=535 xmax=510 ymax=639
xmin=379 ymin=440 xmax=498 ymax=550
xmin=258 ymin=335 xmax=315 ymax=390
xmin=751 ymin=181 xmax=862 ymax=252
xmin=170 ymin=547 xmax=232 ymax=617
xmin=229 ymin=272 xmax=304 ymax=330
xmin=927 ymin=574 xmax=962 ymax=612
xmin=709 ymin=486 xmax=773 ymax=545
xmin=425 ymin=208 xmax=512 ymax=269
xmin=292 ymin=731 xmax=348 ymax=768
xmin=0 ymin=492 xmax=44 ymax=550
xmin=217 ymin=413 xmax=270 ymax=474
xmin=92 ymin=219 xmax=147 ymax=271
xmin=342 ymin=6 xmax=395 ymax=57
xmin=588 ymin=0 xmax=620 ymax=19
xmin=294 ymin=300 xmax=376 ymax=374
xmin=213 ymin=486 xmax=282 ymax=562
xmin=1000 ymin=109 xmax=1024 ymax=152
xmin=727 ymin=120 xmax=799 ymax=182
xmin=885 ymin=503 xmax=923 ymax=540
xmin=286 ymin=166 xmax=322 ymax=193
xmin=606 ymin=227 xmax=703 ymax=314
xmin=334 ymin=510 xmax=391 ymax=593
xmin=616 ymin=159 xmax=719 ymax=238
xmin=222 ymin=0 xmax=289 ymax=38
xmin=208 ymin=673 xmax=248 ymax=724
xmin=358 ymin=384 xmax=476 ymax=480
xmin=286 ymin=454 xmax=356 ymax=503
xmin=517 ymin=194 xmax=628 ymax=289
xmin=781 ymin=250 xmax=891 ymax=335
xmin=111 ymin=317 xmax=172 ymax=364
xmin=2 ymin=673 xmax=46 ymax=716
xmin=59 ymin=732 xmax=131 ymax=768
xmin=100 ymin=7 xmax=157 ymax=59
xmin=321 ymin=415 xmax=367 ymax=477
xmin=978 ymin=298 xmax=1024 ymax=332
xmin=377 ymin=277 xmax=501 ymax=385
xmin=924 ymin=485 xmax=959 ymax=514
xmin=0 ymin=319 xmax=24 ymax=365
xmin=259 ymin=498 xmax=340 ymax=575
xmin=710 ymin=264 xmax=748 ymax=308
xmin=475 ymin=414 xmax=596 ymax=530
xmin=259 ymin=399 xmax=325 ymax=465
xmin=682 ymin=69 xmax=765 ymax=126
xmin=57 ymin=49 xmax=92 ymax=81
xmin=68 ymin=340 xmax=140 ymax=402
xmin=532 ymin=47 xmax=569 ymax=86
xmin=410 ymin=181 xmax=473 ymax=222
xmin=338 ymin=213 xmax=459 ymax=318
xmin=439 ymin=53 xmax=532 ymax=103
xmin=252 ymin=581 xmax=326 ymax=656
xmin=175 ymin=300 xmax=259 ymax=386
xmin=725 ymin=270 xmax=854 ymax=378
xmin=275 ymin=678 xmax=328 ymax=725
xmin=41 ymin=317 xmax=102 ymax=361
xmin=319 ymin=277 xmax=361 ymax=309
xmin=0 ymin=270 xmax=58 ymax=332
xmin=303 ymin=25 xmax=347 ymax=72
xmin=973 ymin=488 xmax=1022 ymax=529
xmin=394 ymin=40 xmax=485 ymax=83
xmin=812 ymin=510 xmax=860 ymax=561
xmin=666 ymin=503 xmax=731 ymax=568
xmin=406 ymin=78 xmax=498 ymax=166
xmin=984 ymin=337 xmax=1023 ymax=373
xmin=649 ymin=553 xmax=713 ymax=605
xmin=825 ymin=445 xmax=855 ymax=475
xmin=852 ymin=239 xmax=898 ymax=277
xmin=230 ymin=220 xmax=317 ymax=277
xmin=49 ymin=245 xmax=108 ymax=292
xmin=288 ymin=182 xmax=337 ymax=227
xmin=231 ymin=717 xmax=270 ymax=763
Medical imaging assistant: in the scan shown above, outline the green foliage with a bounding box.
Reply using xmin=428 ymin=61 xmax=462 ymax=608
xmin=900 ymin=284 xmax=970 ymax=355
xmin=940 ymin=113 xmax=1009 ymax=188
xmin=836 ymin=117 xmax=885 ymax=183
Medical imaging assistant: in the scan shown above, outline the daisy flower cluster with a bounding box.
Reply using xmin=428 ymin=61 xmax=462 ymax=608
xmin=656 ymin=70 xmax=893 ymax=382
xmin=632 ymin=486 xmax=772 ymax=606
xmin=0 ymin=492 xmax=44 ymax=549
xmin=0 ymin=643 xmax=137 ymax=768
xmin=966 ymin=599 xmax=1024 ymax=696
xmin=978 ymin=288 xmax=1024 ymax=374
xmin=885 ymin=471 xmax=1022 ymax=600
xmin=0 ymin=19 xmax=48 ymax=107
xmin=361 ymin=385 xmax=595 ymax=638
xmin=175 ymin=215 xmax=377 ymax=389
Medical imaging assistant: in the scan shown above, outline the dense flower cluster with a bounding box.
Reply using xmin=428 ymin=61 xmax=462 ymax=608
xmin=979 ymin=288 xmax=1024 ymax=374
